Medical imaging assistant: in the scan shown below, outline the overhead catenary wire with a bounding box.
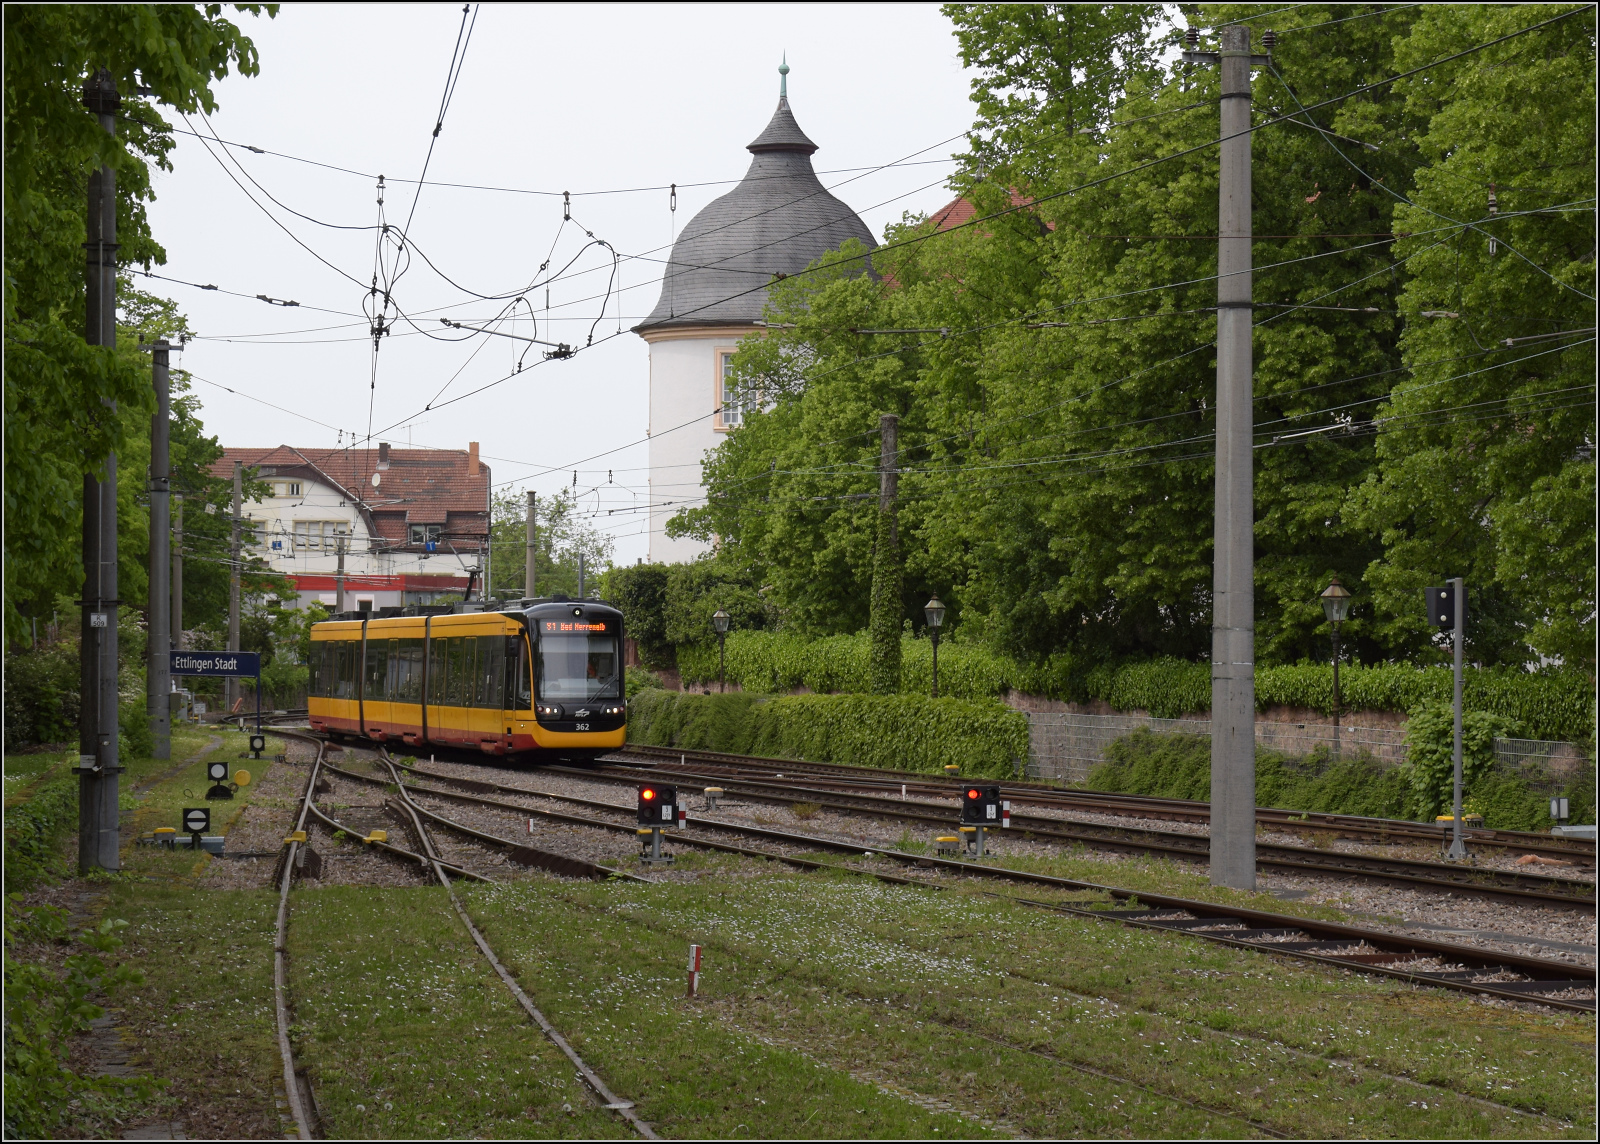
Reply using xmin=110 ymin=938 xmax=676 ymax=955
xmin=176 ymin=10 xmax=1591 ymax=520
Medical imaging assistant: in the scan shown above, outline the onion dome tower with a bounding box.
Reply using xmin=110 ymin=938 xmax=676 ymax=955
xmin=635 ymin=60 xmax=876 ymax=563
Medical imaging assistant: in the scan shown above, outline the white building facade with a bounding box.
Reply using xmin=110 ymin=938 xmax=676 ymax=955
xmin=215 ymin=442 xmax=491 ymax=611
xmin=635 ymin=66 xmax=875 ymax=563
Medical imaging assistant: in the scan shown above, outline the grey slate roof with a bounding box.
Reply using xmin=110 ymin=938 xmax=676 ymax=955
xmin=635 ymin=96 xmax=875 ymax=333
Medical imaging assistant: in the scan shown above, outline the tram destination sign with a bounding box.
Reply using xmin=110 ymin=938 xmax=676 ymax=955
xmin=170 ymin=651 xmax=261 ymax=677
xmin=539 ymin=618 xmax=613 ymax=634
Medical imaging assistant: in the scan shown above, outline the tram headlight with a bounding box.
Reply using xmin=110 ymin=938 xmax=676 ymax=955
xmin=536 ymin=703 xmax=563 ymax=719
xmin=602 ymin=703 xmax=626 ymax=717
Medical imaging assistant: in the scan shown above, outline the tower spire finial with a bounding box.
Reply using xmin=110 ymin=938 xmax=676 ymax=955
xmin=779 ymin=53 xmax=789 ymax=100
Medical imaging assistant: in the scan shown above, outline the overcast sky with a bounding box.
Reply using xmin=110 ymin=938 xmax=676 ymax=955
xmin=143 ymin=3 xmax=978 ymax=565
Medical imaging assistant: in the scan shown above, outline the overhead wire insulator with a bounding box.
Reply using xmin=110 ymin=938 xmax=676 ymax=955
xmin=1487 ymin=184 xmax=1499 ymax=256
xmin=563 ymin=190 xmax=570 ymax=221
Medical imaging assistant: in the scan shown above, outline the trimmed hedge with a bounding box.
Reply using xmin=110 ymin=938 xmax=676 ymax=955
xmin=627 ymin=688 xmax=1028 ymax=778
xmin=675 ymin=632 xmax=1593 ymax=742
xmin=1087 ymin=728 xmax=1595 ymax=829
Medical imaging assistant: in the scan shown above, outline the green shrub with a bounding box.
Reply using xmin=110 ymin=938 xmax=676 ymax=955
xmin=1087 ymin=727 xmax=1581 ymax=828
xmin=118 ymin=701 xmax=153 ymax=761
xmin=624 ymin=668 xmax=662 ymax=700
xmin=1088 ymin=729 xmax=1418 ymax=818
xmin=626 ymin=690 xmax=766 ymax=753
xmin=260 ymin=660 xmax=308 ymax=705
xmin=626 ymin=689 xmax=1027 ymax=777
xmin=3 ymin=770 xmax=78 ymax=895
xmin=1400 ymin=705 xmax=1519 ymax=820
xmin=672 ymin=630 xmax=1592 ymax=743
xmin=3 ymin=640 xmax=80 ymax=749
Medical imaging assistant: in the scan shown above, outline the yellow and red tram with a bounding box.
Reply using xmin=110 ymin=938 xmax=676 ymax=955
xmin=307 ymin=598 xmax=626 ymax=760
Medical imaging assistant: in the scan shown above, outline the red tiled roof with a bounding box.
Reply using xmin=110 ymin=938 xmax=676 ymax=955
xmin=929 ymin=188 xmax=1052 ymax=233
xmin=213 ymin=444 xmax=490 ymax=541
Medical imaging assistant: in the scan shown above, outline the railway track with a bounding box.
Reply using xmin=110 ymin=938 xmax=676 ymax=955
xmin=269 ymin=730 xmax=657 ymax=1139
xmin=583 ymin=757 xmax=1595 ymax=911
xmin=614 ymin=743 xmax=1597 ymax=863
xmin=351 ymin=749 xmax=1597 ymax=1014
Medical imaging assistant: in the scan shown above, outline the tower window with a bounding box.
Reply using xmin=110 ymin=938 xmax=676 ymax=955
xmin=717 ymin=350 xmax=749 ymax=429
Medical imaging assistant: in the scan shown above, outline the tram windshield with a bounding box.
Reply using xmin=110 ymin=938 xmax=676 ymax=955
xmin=537 ymin=633 xmax=621 ymax=701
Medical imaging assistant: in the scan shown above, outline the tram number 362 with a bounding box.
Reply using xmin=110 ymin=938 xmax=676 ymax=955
xmin=575 ymin=723 xmax=590 ymax=731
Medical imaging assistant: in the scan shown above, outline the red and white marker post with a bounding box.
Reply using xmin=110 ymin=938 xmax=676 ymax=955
xmin=686 ymin=944 xmax=703 ymax=998
xmin=1002 ymin=801 xmax=1012 ymax=828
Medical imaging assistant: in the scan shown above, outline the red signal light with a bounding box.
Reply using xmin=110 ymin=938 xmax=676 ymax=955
xmin=641 ymin=788 xmax=657 ymax=801
xmin=967 ymin=789 xmax=980 ymax=800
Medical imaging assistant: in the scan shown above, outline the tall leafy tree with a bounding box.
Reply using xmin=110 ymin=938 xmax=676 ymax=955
xmin=677 ymin=4 xmax=1593 ymax=683
xmin=3 ymin=3 xmax=271 ymax=642
xmin=1349 ymin=3 xmax=1596 ymax=671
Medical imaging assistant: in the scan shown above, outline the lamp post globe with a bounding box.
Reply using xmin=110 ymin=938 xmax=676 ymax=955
xmin=711 ymin=608 xmax=730 ymax=693
xmin=1320 ymin=578 xmax=1352 ymax=755
xmin=924 ymin=596 xmax=945 ymax=698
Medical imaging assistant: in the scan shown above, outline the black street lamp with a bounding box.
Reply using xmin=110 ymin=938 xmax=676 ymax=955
xmin=711 ymin=608 xmax=730 ymax=693
xmin=1320 ymin=577 xmax=1352 ymax=756
xmin=924 ymin=595 xmax=946 ymax=698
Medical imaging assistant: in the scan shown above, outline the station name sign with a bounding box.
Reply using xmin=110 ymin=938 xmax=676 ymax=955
xmin=539 ymin=619 xmax=612 ymax=634
xmin=170 ymin=651 xmax=261 ymax=677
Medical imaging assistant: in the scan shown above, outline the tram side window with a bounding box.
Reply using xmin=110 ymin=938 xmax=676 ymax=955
xmin=308 ymin=644 xmax=322 ymax=696
xmin=508 ymin=636 xmax=531 ymax=710
xmin=336 ymin=641 xmax=357 ymax=699
xmin=379 ymin=639 xmax=398 ymax=700
xmin=363 ymin=639 xmax=387 ymax=701
xmin=476 ymin=639 xmax=503 ymax=709
xmin=427 ymin=636 xmax=448 ymax=704
xmin=395 ymin=639 xmax=424 ymax=702
xmin=447 ymin=637 xmax=471 ymax=707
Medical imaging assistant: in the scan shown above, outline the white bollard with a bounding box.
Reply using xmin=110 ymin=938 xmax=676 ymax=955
xmin=687 ymin=944 xmax=702 ymax=998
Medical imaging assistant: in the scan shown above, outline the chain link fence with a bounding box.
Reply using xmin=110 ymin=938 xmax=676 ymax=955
xmin=1025 ymin=711 xmax=1586 ymax=786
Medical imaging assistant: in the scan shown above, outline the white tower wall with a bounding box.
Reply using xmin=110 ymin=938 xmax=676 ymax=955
xmin=643 ymin=326 xmax=756 ymax=563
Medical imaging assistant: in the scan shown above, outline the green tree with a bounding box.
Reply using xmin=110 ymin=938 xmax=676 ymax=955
xmin=1349 ymin=3 xmax=1596 ymax=671
xmin=675 ymin=4 xmax=1593 ymax=685
xmin=601 ymin=562 xmax=672 ymax=665
xmin=3 ymin=3 xmax=271 ymax=643
xmin=488 ymin=487 xmax=614 ymax=600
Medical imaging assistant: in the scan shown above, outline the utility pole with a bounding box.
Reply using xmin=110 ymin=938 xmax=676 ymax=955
xmin=869 ymin=412 xmax=902 ymax=695
xmin=525 ymin=490 xmax=537 ymax=599
xmin=171 ymin=496 xmax=184 ymax=650
xmin=578 ymin=552 xmax=586 ymax=600
xmin=335 ymin=537 xmax=346 ymax=613
xmin=228 ymin=460 xmax=242 ymax=713
xmin=78 ymin=67 xmax=121 ymax=873
xmin=1184 ymin=24 xmax=1270 ymax=891
xmin=1446 ymin=576 xmax=1468 ymax=860
xmin=146 ymin=341 xmax=171 ymax=759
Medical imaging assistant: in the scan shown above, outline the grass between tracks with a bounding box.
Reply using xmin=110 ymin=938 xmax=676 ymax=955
xmin=20 ymin=732 xmax=1591 ymax=1140
xmin=460 ymin=866 xmax=1594 ymax=1139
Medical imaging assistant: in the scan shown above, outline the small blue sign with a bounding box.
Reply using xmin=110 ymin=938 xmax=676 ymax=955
xmin=170 ymin=651 xmax=261 ymax=677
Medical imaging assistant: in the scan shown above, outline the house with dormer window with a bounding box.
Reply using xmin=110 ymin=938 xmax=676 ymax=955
xmin=213 ymin=441 xmax=491 ymax=611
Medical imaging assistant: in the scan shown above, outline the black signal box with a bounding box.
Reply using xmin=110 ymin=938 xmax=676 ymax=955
xmin=1424 ymin=585 xmax=1465 ymax=630
xmin=961 ymin=784 xmax=1002 ymax=825
xmin=637 ymin=784 xmax=678 ymax=826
